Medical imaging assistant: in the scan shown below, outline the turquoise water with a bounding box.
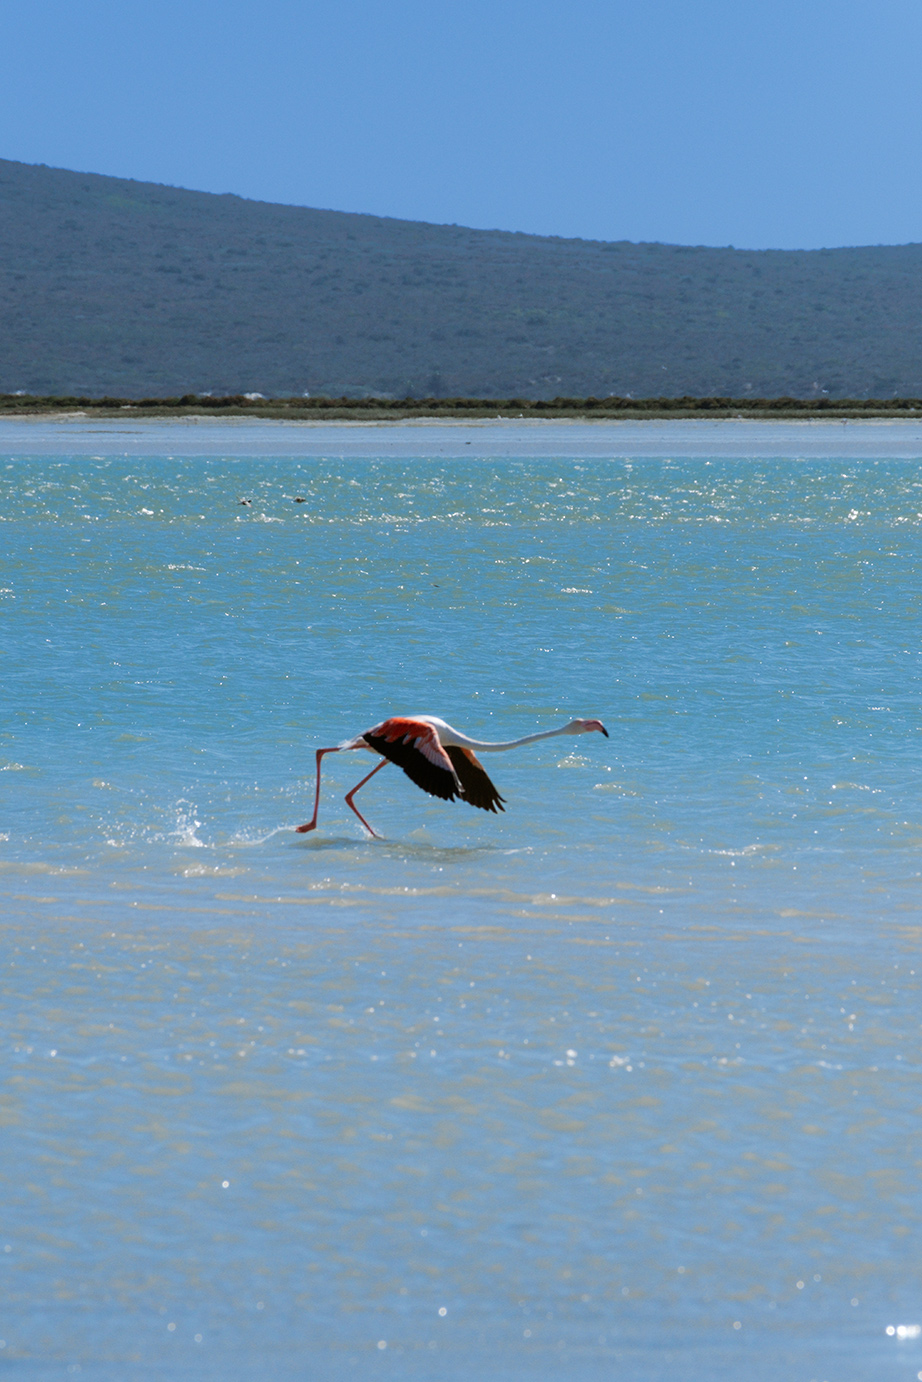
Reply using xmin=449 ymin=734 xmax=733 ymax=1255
xmin=2 ymin=421 xmax=922 ymax=1380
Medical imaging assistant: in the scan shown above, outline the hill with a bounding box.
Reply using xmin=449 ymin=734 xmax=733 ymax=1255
xmin=2 ymin=158 xmax=922 ymax=399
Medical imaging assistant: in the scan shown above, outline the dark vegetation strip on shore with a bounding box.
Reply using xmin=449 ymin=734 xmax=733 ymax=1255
xmin=3 ymin=393 xmax=922 ymax=420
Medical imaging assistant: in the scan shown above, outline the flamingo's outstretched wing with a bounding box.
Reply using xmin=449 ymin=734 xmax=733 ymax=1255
xmin=445 ymin=746 xmax=506 ymax=814
xmin=363 ymin=718 xmax=460 ymax=802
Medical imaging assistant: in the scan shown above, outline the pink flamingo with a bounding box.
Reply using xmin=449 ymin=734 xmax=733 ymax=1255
xmin=296 ymin=715 xmax=609 ymax=838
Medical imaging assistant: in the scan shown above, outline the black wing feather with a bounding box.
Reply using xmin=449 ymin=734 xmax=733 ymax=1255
xmin=363 ymin=730 xmax=460 ymax=802
xmin=445 ymin=746 xmax=506 ymax=813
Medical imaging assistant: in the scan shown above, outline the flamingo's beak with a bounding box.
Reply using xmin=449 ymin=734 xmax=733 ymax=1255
xmin=600 ymin=724 xmax=609 ymax=737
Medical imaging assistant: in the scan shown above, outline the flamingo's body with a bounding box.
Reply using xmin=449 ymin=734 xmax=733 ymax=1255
xmin=296 ymin=715 xmax=608 ymax=838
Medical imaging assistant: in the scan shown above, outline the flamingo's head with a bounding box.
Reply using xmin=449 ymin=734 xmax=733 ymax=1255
xmin=566 ymin=718 xmax=609 ymax=738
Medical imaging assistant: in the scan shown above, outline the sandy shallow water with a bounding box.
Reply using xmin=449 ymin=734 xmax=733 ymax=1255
xmin=1 ymin=421 xmax=921 ymax=1379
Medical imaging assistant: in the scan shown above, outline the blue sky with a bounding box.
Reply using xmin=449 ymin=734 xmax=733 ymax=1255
xmin=3 ymin=0 xmax=921 ymax=249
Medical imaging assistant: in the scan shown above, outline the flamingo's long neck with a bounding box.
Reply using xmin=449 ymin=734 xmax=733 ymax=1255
xmin=437 ymin=722 xmax=575 ymax=754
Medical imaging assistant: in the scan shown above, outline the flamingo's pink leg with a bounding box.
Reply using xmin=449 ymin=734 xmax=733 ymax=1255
xmin=344 ymin=757 xmax=389 ymax=838
xmin=295 ymin=747 xmax=340 ymax=832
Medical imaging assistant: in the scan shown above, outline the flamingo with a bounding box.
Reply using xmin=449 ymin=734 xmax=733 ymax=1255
xmin=296 ymin=715 xmax=609 ymax=838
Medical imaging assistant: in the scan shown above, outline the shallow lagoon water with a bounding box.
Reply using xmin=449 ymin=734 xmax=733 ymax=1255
xmin=2 ymin=421 xmax=922 ymax=1380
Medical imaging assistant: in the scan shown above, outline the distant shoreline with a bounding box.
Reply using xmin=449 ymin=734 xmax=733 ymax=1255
xmin=6 ymin=414 xmax=922 ymax=460
xmin=6 ymin=411 xmax=922 ymax=428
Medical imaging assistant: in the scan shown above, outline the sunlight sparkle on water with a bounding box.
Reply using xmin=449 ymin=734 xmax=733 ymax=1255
xmin=2 ymin=425 xmax=922 ymax=1379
